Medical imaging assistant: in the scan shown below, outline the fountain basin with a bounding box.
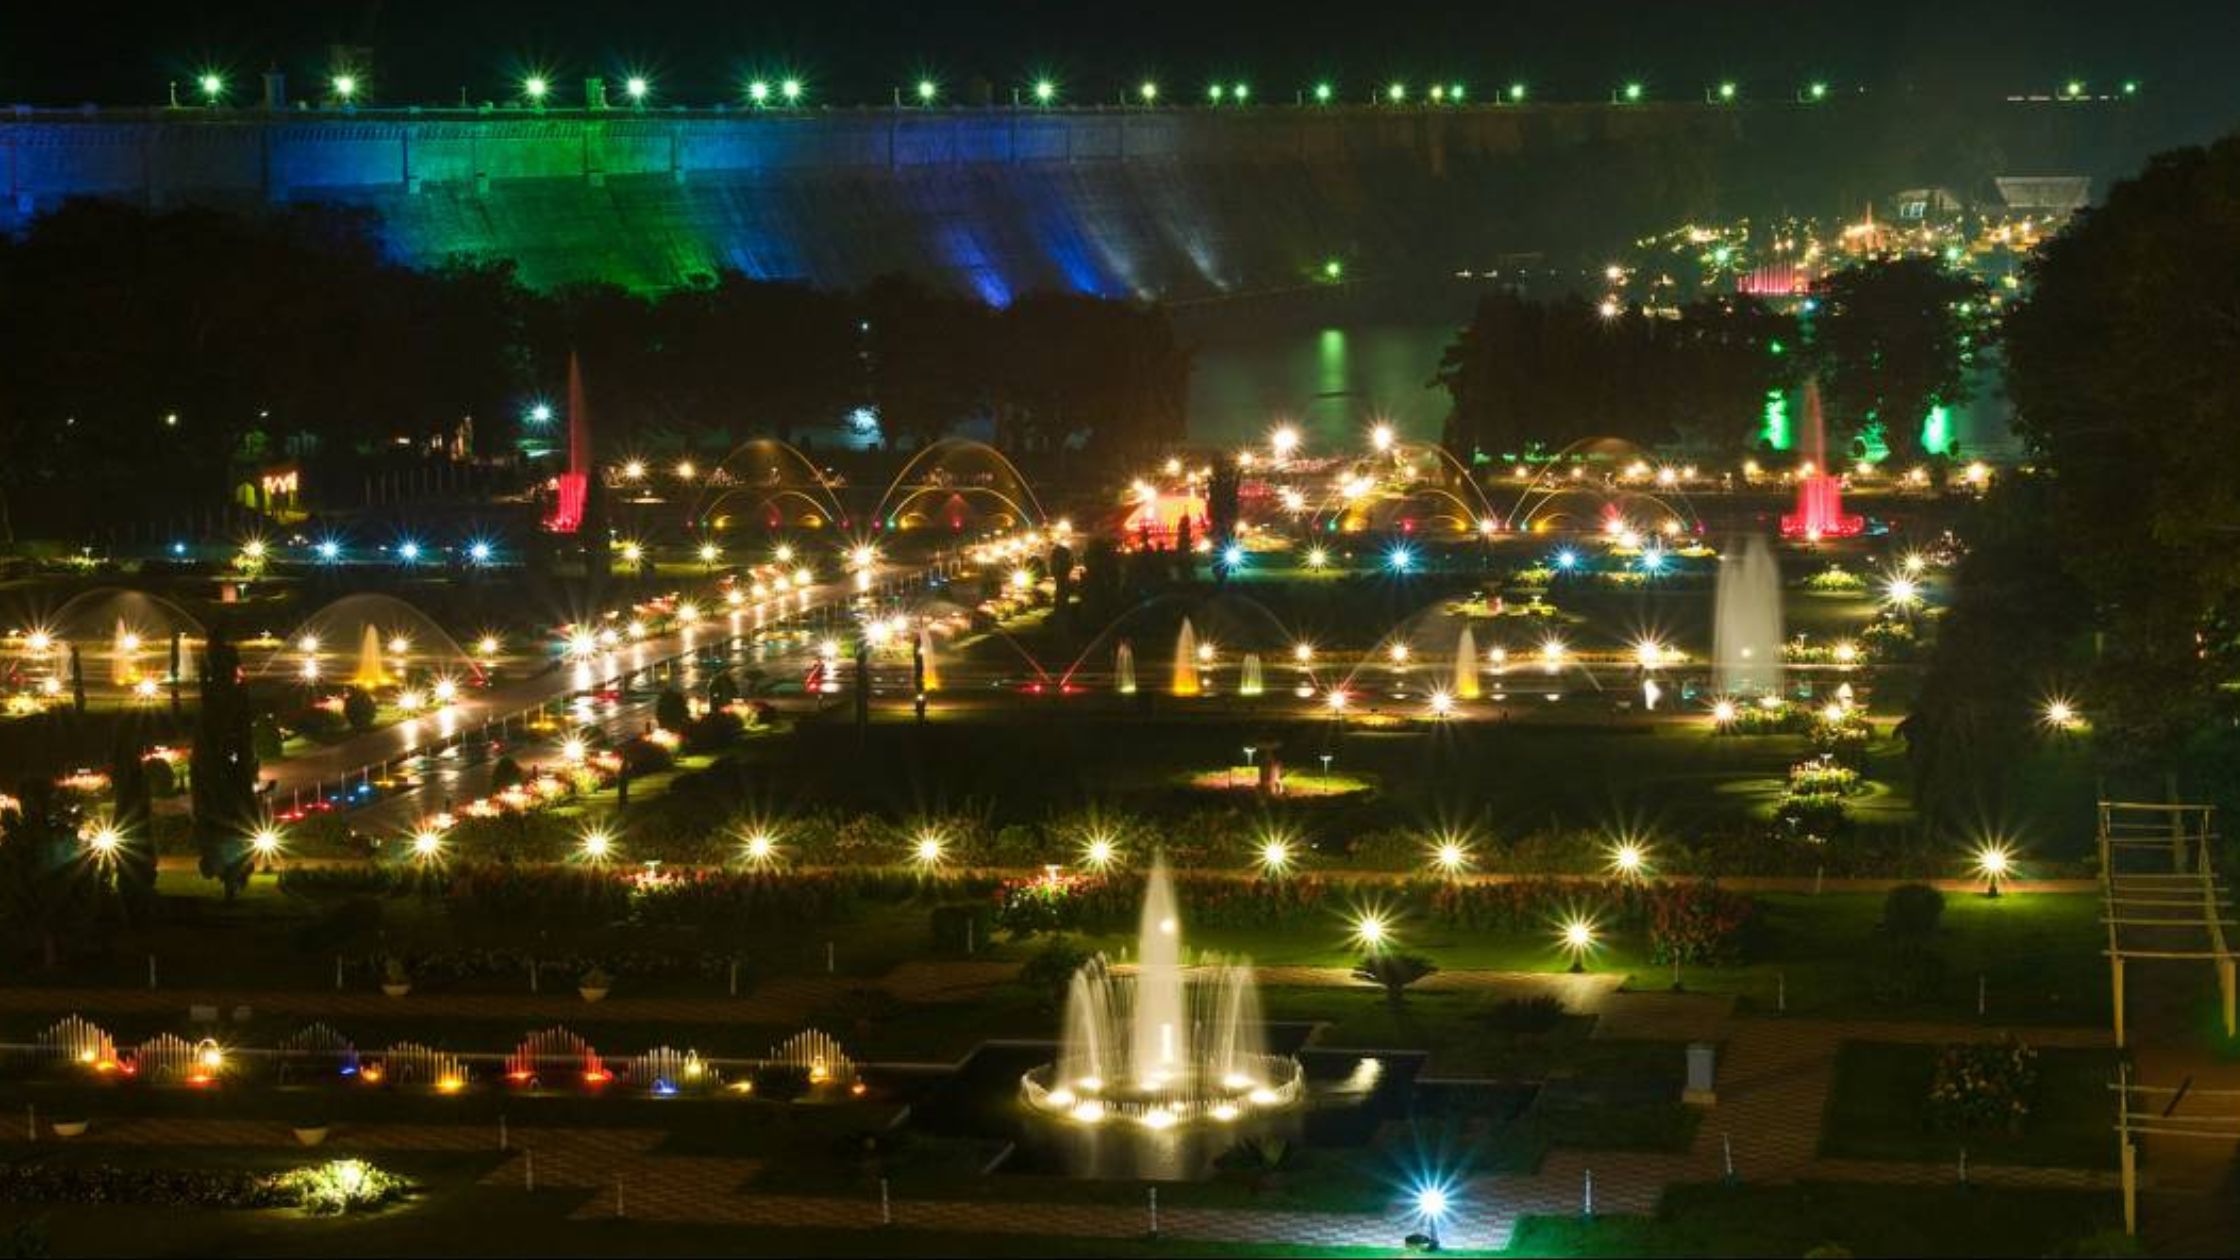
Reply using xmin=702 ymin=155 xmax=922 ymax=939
xmin=1020 ymin=1052 xmax=1305 ymax=1129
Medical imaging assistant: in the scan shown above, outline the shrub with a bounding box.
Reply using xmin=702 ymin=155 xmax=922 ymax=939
xmin=654 ymin=688 xmax=691 ymax=734
xmin=618 ymin=737 xmax=673 ymax=776
xmin=268 ymin=1159 xmax=408 ymax=1215
xmin=1927 ymin=1037 xmax=2039 ymax=1132
xmin=1484 ymin=994 xmax=1567 ymax=1034
xmin=1354 ymin=951 xmax=1439 ymax=1003
xmin=1018 ymin=940 xmax=1092 ymax=1012
xmin=1883 ymin=883 xmax=1946 ymax=940
xmin=342 ymin=688 xmax=377 ymax=733
xmin=1647 ymin=882 xmax=1761 ymax=965
xmin=489 ymin=757 xmax=524 ymax=792
xmin=930 ymin=902 xmax=996 ymax=954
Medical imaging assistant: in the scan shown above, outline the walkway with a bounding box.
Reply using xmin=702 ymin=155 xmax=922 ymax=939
xmin=0 ymin=970 xmax=2130 ymax=1249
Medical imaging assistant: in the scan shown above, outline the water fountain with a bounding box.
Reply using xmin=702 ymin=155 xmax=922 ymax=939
xmin=111 ymin=618 xmax=141 ymax=685
xmin=352 ymin=624 xmax=388 ymax=690
xmin=1238 ymin=653 xmax=1264 ymax=697
xmin=1172 ymin=619 xmax=1200 ymax=696
xmin=1114 ymin=641 xmax=1137 ymax=695
xmin=1779 ymin=380 xmax=1865 ymax=539
xmin=1713 ymin=535 xmax=1784 ymax=697
xmin=916 ymin=626 xmax=941 ymax=691
xmin=1022 ymin=858 xmax=1303 ymax=1170
xmin=1453 ymin=625 xmax=1481 ymax=700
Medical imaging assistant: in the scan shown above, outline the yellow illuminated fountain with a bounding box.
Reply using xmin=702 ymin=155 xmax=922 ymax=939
xmin=352 ymin=625 xmax=388 ymax=690
xmin=1452 ymin=625 xmax=1481 ymax=700
xmin=1021 ymin=857 xmax=1302 ymax=1169
xmin=1171 ymin=619 xmax=1201 ymax=696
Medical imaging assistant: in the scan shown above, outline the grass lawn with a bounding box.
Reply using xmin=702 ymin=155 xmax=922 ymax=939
xmin=1817 ymin=1041 xmax=2121 ymax=1169
xmin=1505 ymin=1180 xmax=2129 ymax=1257
xmin=1032 ymin=890 xmax=2111 ymax=1026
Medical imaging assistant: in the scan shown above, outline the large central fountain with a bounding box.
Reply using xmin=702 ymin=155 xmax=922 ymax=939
xmin=1021 ymin=857 xmax=1303 ymax=1152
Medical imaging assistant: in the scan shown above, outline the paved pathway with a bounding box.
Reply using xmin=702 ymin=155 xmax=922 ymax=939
xmin=0 ymin=967 xmax=2132 ymax=1250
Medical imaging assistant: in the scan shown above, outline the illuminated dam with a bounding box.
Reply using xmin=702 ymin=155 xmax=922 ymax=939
xmin=0 ymin=99 xmax=2203 ymax=297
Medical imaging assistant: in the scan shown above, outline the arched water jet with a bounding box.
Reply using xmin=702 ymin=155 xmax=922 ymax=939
xmin=875 ymin=438 xmax=1048 ymax=528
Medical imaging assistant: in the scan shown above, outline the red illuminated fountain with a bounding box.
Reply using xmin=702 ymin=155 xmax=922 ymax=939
xmin=544 ymin=353 xmax=592 ymax=534
xmin=1779 ymin=380 xmax=1864 ymax=540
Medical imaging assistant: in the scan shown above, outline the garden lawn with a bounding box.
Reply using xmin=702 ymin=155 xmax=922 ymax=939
xmin=1817 ymin=1040 xmax=2121 ymax=1169
xmin=1504 ymin=1180 xmax=2127 ymax=1257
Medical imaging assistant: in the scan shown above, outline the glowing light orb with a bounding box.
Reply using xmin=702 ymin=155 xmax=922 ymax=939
xmin=250 ymin=827 xmax=283 ymax=857
xmin=579 ymin=829 xmax=614 ymax=862
xmin=1258 ymin=839 xmax=1292 ymax=873
xmin=1353 ymin=913 xmax=1389 ymax=949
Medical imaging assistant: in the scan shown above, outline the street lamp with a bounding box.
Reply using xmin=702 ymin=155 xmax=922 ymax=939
xmin=1975 ymin=843 xmax=2013 ymax=898
xmin=1139 ymin=81 xmax=1158 ymax=105
xmin=331 ymin=74 xmax=358 ymax=103
xmin=626 ymin=76 xmax=649 ymax=105
xmin=197 ymin=73 xmax=225 ymax=103
xmin=1560 ymin=917 xmax=1598 ymax=972
xmin=1615 ymin=81 xmax=1644 ymax=104
xmin=523 ymin=76 xmax=549 ymax=105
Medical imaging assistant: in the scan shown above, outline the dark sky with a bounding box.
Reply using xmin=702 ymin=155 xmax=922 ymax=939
xmin=6 ymin=0 xmax=2238 ymax=117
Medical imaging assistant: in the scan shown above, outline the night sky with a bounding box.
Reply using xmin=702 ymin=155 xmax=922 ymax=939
xmin=5 ymin=0 xmax=2238 ymax=116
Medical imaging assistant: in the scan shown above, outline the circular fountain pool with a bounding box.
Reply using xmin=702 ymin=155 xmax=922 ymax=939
xmin=1019 ymin=857 xmax=1305 ymax=1141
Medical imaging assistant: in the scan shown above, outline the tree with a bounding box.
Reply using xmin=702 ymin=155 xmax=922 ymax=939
xmin=2005 ymin=135 xmax=2240 ymax=772
xmin=1902 ymin=478 xmax=2090 ymax=822
xmin=0 ymin=779 xmax=106 ymax=969
xmin=190 ymin=637 xmax=258 ymax=899
xmin=655 ymin=686 xmax=691 ymax=734
xmin=1807 ymin=257 xmax=1990 ymax=464
xmin=108 ymin=732 xmax=158 ymax=927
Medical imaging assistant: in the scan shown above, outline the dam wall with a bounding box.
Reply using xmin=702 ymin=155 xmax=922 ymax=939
xmin=0 ymin=100 xmax=2212 ymax=298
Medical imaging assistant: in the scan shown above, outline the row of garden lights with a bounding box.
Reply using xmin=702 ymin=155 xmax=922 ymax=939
xmin=181 ymin=70 xmax=2146 ymax=110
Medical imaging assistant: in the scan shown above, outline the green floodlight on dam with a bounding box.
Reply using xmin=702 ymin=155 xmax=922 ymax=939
xmin=1508 ymin=82 xmax=1527 ymax=102
xmin=1208 ymin=83 xmax=1224 ymax=103
xmin=747 ymin=79 xmax=771 ymax=105
xmin=197 ymin=73 xmax=224 ymax=102
xmin=625 ymin=76 xmax=649 ymax=103
xmin=1323 ymin=259 xmax=1344 ymax=280
xmin=1617 ymin=81 xmax=1644 ymax=103
xmin=917 ymin=79 xmax=938 ymax=104
xmin=331 ymin=74 xmax=358 ymax=102
xmin=523 ymin=76 xmax=549 ymax=104
xmin=1713 ymin=80 xmax=1737 ymax=103
xmin=1386 ymin=82 xmax=1406 ymax=103
xmin=1449 ymin=83 xmax=1466 ymax=102
xmin=1313 ymin=81 xmax=1333 ymax=104
xmin=1804 ymin=81 xmax=1829 ymax=102
xmin=1140 ymin=81 xmax=1159 ymax=104
xmin=781 ymin=78 xmax=802 ymax=104
xmin=1033 ymin=78 xmax=1056 ymax=105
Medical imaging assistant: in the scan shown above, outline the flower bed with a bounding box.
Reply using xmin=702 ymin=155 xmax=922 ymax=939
xmin=1928 ymin=1037 xmax=2039 ymax=1133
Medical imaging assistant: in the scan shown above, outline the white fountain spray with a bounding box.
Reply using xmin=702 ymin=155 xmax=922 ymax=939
xmin=1024 ymin=855 xmax=1300 ymax=1129
xmin=1115 ymin=640 xmax=1137 ymax=694
xmin=1713 ymin=535 xmax=1783 ymax=697
xmin=1238 ymin=652 xmax=1264 ymax=697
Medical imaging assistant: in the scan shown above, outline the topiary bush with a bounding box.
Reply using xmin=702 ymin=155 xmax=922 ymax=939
xmin=1883 ymin=883 xmax=1946 ymax=940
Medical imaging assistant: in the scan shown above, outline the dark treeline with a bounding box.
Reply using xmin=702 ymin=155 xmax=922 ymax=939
xmin=0 ymin=202 xmax=1188 ymax=538
xmin=1437 ymin=292 xmax=1799 ymax=461
xmin=1436 ymin=258 xmax=1993 ymax=465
